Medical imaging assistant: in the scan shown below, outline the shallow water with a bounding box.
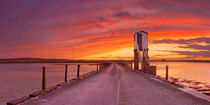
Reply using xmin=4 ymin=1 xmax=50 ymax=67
xmin=151 ymin=62 xmax=210 ymax=95
xmin=150 ymin=62 xmax=210 ymax=84
xmin=0 ymin=63 xmax=97 ymax=105
xmin=0 ymin=62 xmax=210 ymax=104
xmin=131 ymin=62 xmax=210 ymax=95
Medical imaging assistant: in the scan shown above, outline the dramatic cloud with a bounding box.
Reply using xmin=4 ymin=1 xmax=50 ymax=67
xmin=0 ymin=0 xmax=210 ymax=59
xmin=153 ymin=37 xmax=210 ymax=44
xmin=152 ymin=37 xmax=210 ymax=58
xmin=170 ymin=50 xmax=210 ymax=58
xmin=179 ymin=44 xmax=210 ymax=51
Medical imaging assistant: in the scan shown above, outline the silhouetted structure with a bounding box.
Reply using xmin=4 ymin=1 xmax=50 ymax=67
xmin=134 ymin=31 xmax=156 ymax=75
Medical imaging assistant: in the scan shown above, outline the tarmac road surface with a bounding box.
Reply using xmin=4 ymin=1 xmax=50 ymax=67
xmin=23 ymin=63 xmax=210 ymax=105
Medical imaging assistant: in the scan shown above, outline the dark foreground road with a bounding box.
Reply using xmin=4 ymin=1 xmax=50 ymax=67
xmin=23 ymin=64 xmax=210 ymax=105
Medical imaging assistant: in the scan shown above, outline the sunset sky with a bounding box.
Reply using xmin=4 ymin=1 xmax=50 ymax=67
xmin=0 ymin=0 xmax=210 ymax=60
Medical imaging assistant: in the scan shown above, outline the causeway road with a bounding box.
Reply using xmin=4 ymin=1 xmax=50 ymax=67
xmin=23 ymin=63 xmax=210 ymax=105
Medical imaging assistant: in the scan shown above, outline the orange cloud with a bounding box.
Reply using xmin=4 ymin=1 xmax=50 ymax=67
xmin=1 ymin=0 xmax=210 ymax=60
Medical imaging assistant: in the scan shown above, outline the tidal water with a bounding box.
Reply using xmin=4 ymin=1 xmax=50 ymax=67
xmin=151 ymin=62 xmax=210 ymax=95
xmin=0 ymin=63 xmax=97 ymax=105
xmin=0 ymin=62 xmax=209 ymax=105
xmin=150 ymin=62 xmax=210 ymax=84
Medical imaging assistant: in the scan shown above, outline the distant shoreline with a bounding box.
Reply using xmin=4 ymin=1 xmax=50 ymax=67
xmin=150 ymin=60 xmax=210 ymax=63
xmin=0 ymin=58 xmax=209 ymax=63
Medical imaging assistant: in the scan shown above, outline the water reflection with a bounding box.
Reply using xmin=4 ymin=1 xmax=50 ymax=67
xmin=0 ymin=63 xmax=97 ymax=105
xmin=150 ymin=62 xmax=210 ymax=84
xmin=151 ymin=62 xmax=210 ymax=95
xmin=131 ymin=62 xmax=210 ymax=95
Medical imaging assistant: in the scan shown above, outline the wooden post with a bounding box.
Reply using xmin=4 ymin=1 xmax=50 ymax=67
xmin=97 ymin=62 xmax=99 ymax=71
xmin=99 ymin=64 xmax=101 ymax=70
xmin=100 ymin=64 xmax=102 ymax=70
xmin=77 ymin=64 xmax=80 ymax=78
xmin=166 ymin=65 xmax=168 ymax=80
xmin=130 ymin=61 xmax=133 ymax=70
xmin=42 ymin=66 xmax=46 ymax=90
xmin=102 ymin=64 xmax=104 ymax=69
xmin=134 ymin=49 xmax=139 ymax=70
xmin=65 ymin=64 xmax=68 ymax=82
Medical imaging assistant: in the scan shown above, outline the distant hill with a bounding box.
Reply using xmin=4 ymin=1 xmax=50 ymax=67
xmin=0 ymin=58 xmax=131 ymax=63
xmin=0 ymin=58 xmax=93 ymax=63
xmin=0 ymin=58 xmax=209 ymax=63
xmin=150 ymin=59 xmax=210 ymax=62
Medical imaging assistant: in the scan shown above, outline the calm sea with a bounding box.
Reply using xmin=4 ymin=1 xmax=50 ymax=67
xmin=0 ymin=62 xmax=209 ymax=105
xmin=0 ymin=63 xmax=97 ymax=105
xmin=150 ymin=62 xmax=210 ymax=84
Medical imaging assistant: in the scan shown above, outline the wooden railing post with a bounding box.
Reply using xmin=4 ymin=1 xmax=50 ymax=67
xmin=166 ymin=65 xmax=168 ymax=80
xmin=65 ymin=64 xmax=68 ymax=82
xmin=97 ymin=62 xmax=99 ymax=71
xmin=77 ymin=64 xmax=80 ymax=78
xmin=42 ymin=66 xmax=46 ymax=90
xmin=130 ymin=61 xmax=132 ymax=70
